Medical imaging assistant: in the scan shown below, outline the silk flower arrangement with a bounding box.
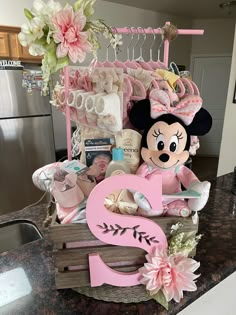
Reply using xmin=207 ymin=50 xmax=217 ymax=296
xmin=18 ymin=0 xmax=121 ymax=95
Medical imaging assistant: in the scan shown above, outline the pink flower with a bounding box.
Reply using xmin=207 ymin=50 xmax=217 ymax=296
xmin=139 ymin=248 xmax=200 ymax=303
xmin=52 ymin=6 xmax=91 ymax=63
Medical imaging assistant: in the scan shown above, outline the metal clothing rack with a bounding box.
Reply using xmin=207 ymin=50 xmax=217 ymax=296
xmin=64 ymin=21 xmax=204 ymax=161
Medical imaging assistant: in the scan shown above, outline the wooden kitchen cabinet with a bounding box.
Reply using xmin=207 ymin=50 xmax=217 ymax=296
xmin=0 ymin=25 xmax=42 ymax=63
xmin=0 ymin=32 xmax=10 ymax=57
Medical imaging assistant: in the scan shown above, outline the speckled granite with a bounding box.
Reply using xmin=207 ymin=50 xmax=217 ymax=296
xmin=0 ymin=173 xmax=236 ymax=315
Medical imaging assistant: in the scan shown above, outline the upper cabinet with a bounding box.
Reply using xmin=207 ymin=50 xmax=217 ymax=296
xmin=0 ymin=25 xmax=42 ymax=63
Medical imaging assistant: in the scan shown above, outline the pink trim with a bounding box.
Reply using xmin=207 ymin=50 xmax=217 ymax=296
xmin=112 ymin=21 xmax=204 ymax=68
xmin=163 ymin=22 xmax=170 ymax=67
xmin=112 ymin=27 xmax=204 ymax=35
xmin=64 ymin=65 xmax=72 ymax=161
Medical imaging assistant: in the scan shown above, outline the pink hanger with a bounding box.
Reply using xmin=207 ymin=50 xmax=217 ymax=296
xmin=125 ymin=74 xmax=146 ymax=101
xmin=175 ymin=78 xmax=185 ymax=98
xmin=190 ymin=80 xmax=200 ymax=96
xmin=181 ymin=77 xmax=194 ymax=96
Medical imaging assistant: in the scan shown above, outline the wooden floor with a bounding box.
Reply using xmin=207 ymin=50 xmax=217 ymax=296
xmin=191 ymin=156 xmax=219 ymax=181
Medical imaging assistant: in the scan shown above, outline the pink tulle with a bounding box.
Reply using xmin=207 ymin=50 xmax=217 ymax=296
xmin=139 ymin=248 xmax=200 ymax=303
xmin=52 ymin=7 xmax=91 ymax=63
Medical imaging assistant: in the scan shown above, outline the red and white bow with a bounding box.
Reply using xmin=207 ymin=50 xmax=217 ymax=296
xmin=150 ymin=89 xmax=202 ymax=125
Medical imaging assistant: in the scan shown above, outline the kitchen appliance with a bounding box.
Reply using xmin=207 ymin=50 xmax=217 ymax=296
xmin=0 ymin=66 xmax=55 ymax=215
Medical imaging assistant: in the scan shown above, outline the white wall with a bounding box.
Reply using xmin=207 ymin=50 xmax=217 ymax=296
xmin=218 ymin=23 xmax=236 ymax=176
xmin=0 ymin=0 xmax=34 ymax=26
xmin=191 ymin=18 xmax=235 ymax=55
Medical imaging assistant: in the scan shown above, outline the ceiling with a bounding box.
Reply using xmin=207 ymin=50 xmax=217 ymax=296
xmin=103 ymin=0 xmax=236 ymax=19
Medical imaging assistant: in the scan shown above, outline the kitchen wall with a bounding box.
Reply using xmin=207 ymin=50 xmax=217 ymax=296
xmin=218 ymin=23 xmax=236 ymax=176
xmin=191 ymin=18 xmax=235 ymax=55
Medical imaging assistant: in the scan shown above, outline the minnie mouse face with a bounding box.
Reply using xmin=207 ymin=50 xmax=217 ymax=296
xmin=142 ymin=120 xmax=189 ymax=169
xmin=129 ymin=98 xmax=212 ymax=171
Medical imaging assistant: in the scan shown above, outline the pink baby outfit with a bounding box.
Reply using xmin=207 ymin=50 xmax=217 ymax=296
xmin=136 ymin=163 xmax=200 ymax=216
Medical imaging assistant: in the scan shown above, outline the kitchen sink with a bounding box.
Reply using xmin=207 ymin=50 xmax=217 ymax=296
xmin=0 ymin=220 xmax=43 ymax=253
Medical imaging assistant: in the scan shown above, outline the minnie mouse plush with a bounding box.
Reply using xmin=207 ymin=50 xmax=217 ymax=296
xmin=129 ymin=89 xmax=212 ymax=218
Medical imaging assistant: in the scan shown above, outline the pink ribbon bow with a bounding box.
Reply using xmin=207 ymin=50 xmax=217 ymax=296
xmin=150 ymin=89 xmax=202 ymax=126
xmin=53 ymin=173 xmax=77 ymax=192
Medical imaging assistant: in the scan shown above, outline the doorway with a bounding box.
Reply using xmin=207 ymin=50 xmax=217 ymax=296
xmin=191 ymin=55 xmax=232 ymax=156
xmin=191 ymin=55 xmax=232 ymax=179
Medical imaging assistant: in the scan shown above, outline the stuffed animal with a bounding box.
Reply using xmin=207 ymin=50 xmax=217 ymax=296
xmin=129 ymin=89 xmax=212 ymax=218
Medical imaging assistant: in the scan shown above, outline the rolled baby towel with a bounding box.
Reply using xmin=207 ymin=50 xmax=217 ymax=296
xmin=75 ymin=91 xmax=94 ymax=124
xmin=67 ymin=89 xmax=86 ymax=107
xmin=95 ymin=93 xmax=122 ymax=132
xmin=85 ymin=93 xmax=106 ymax=127
xmin=58 ymin=88 xmax=65 ymax=106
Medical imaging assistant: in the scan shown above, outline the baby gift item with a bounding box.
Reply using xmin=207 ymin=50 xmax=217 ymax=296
xmin=115 ymin=129 xmax=142 ymax=174
xmin=95 ymin=93 xmax=122 ymax=132
xmin=104 ymin=148 xmax=137 ymax=214
xmin=85 ymin=138 xmax=114 ymax=182
xmin=32 ymin=161 xmax=100 ymax=224
xmin=105 ymin=147 xmax=131 ymax=177
xmin=129 ymin=90 xmax=212 ymax=219
xmin=75 ymin=91 xmax=95 ymax=124
xmin=85 ymin=93 xmax=106 ymax=127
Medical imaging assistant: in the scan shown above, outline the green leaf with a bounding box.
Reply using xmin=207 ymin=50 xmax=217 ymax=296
xmin=74 ymin=0 xmax=83 ymax=12
xmin=55 ymin=56 xmax=69 ymax=72
xmin=24 ymin=8 xmax=34 ymax=21
xmin=152 ymin=291 xmax=168 ymax=310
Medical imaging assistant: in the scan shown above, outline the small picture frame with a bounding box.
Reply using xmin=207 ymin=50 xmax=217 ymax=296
xmin=233 ymin=82 xmax=236 ymax=103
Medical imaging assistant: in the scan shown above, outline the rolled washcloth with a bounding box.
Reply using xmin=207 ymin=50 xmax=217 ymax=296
xmin=95 ymin=93 xmax=122 ymax=132
xmin=67 ymin=89 xmax=86 ymax=107
xmin=85 ymin=93 xmax=106 ymax=127
xmin=75 ymin=91 xmax=94 ymax=124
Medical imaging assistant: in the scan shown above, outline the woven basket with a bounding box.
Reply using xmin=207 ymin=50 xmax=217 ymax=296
xmin=74 ymin=285 xmax=151 ymax=303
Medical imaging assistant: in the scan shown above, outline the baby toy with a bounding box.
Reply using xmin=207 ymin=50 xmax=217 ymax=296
xmin=129 ymin=88 xmax=212 ymax=218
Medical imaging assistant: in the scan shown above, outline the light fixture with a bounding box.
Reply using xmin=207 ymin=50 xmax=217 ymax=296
xmin=219 ymin=1 xmax=236 ymax=15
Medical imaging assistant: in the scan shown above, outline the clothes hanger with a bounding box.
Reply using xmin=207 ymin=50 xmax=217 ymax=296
xmin=181 ymin=77 xmax=194 ymax=96
xmin=124 ymin=27 xmax=140 ymax=69
xmin=112 ymin=27 xmax=127 ymax=71
xmin=147 ymin=27 xmax=161 ymax=70
xmin=156 ymin=27 xmax=168 ymax=70
xmin=135 ymin=27 xmax=153 ymax=71
xmin=101 ymin=39 xmax=115 ymax=68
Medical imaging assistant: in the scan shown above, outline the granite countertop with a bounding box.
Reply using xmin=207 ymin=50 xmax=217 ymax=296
xmin=0 ymin=173 xmax=236 ymax=315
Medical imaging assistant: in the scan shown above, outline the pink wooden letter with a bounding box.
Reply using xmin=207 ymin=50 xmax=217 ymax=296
xmin=86 ymin=174 xmax=167 ymax=287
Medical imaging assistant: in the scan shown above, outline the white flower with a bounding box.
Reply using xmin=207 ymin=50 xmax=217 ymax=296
xmin=18 ymin=16 xmax=45 ymax=47
xmin=32 ymin=0 xmax=62 ymax=23
xmin=110 ymin=34 xmax=123 ymax=49
xmin=170 ymin=222 xmax=183 ymax=234
xmin=29 ymin=43 xmax=45 ymax=56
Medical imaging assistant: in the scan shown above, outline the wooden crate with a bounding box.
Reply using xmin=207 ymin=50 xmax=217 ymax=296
xmin=49 ymin=210 xmax=198 ymax=289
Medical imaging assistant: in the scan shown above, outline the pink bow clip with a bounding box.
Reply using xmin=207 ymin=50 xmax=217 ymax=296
xmin=150 ymin=89 xmax=202 ymax=126
xmin=53 ymin=173 xmax=77 ymax=192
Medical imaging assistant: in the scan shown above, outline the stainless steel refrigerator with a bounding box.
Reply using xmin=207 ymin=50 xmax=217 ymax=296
xmin=0 ymin=67 xmax=55 ymax=215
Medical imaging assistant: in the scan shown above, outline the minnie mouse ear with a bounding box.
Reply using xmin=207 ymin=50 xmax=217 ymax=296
xmin=129 ymin=99 xmax=153 ymax=130
xmin=188 ymin=107 xmax=212 ymax=136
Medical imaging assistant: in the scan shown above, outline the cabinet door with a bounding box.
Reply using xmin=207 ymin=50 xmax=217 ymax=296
xmin=0 ymin=32 xmax=10 ymax=57
xmin=17 ymin=37 xmax=42 ymax=62
xmin=8 ymin=33 xmax=20 ymax=59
